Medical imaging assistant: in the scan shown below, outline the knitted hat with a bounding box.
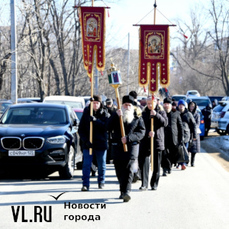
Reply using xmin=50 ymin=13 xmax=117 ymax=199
xmin=172 ymin=102 xmax=177 ymax=106
xmin=178 ymin=99 xmax=186 ymax=106
xmin=122 ymin=95 xmax=135 ymax=105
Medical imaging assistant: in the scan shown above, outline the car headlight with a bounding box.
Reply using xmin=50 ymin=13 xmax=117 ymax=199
xmin=47 ymin=136 xmax=66 ymax=144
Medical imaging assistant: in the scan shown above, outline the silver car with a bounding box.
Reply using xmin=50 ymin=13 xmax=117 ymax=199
xmin=211 ymin=101 xmax=229 ymax=135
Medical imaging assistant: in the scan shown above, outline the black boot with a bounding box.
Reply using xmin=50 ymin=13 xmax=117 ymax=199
xmin=162 ymin=168 xmax=167 ymax=176
xmin=191 ymin=153 xmax=196 ymax=166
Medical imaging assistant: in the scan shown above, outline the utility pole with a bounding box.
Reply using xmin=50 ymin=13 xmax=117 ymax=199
xmin=127 ymin=32 xmax=130 ymax=94
xmin=11 ymin=0 xmax=17 ymax=104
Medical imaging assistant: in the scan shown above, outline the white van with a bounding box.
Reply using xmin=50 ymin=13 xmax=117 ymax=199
xmin=43 ymin=96 xmax=85 ymax=108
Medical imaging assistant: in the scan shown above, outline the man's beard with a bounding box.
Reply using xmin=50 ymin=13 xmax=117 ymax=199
xmin=164 ymin=107 xmax=171 ymax=113
xmin=122 ymin=106 xmax=134 ymax=124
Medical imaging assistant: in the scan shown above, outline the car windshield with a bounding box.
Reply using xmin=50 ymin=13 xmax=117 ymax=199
xmin=44 ymin=100 xmax=83 ymax=108
xmin=172 ymin=96 xmax=186 ymax=101
xmin=188 ymin=91 xmax=198 ymax=95
xmin=187 ymin=99 xmax=210 ymax=107
xmin=1 ymin=107 xmax=67 ymax=124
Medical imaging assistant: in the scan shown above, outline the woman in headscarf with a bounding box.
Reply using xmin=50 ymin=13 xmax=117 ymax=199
xmin=188 ymin=101 xmax=200 ymax=166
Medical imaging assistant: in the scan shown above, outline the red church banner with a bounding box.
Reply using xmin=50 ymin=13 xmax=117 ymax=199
xmin=79 ymin=7 xmax=106 ymax=78
xmin=138 ymin=25 xmax=170 ymax=93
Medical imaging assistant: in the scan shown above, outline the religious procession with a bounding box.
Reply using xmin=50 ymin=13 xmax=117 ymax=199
xmin=2 ymin=0 xmax=229 ymax=228
xmin=77 ymin=1 xmax=199 ymax=203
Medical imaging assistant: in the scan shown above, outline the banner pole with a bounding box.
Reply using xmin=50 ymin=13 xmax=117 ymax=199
xmin=89 ymin=75 xmax=94 ymax=155
xmin=150 ymin=94 xmax=155 ymax=171
xmin=151 ymin=0 xmax=157 ymax=171
xmin=154 ymin=0 xmax=157 ymax=25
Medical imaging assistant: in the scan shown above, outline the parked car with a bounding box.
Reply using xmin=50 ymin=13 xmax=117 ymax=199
xmin=186 ymin=90 xmax=200 ymax=97
xmin=186 ymin=96 xmax=212 ymax=111
xmin=208 ymin=96 xmax=223 ymax=104
xmin=171 ymin=95 xmax=187 ymax=105
xmin=221 ymin=96 xmax=229 ymax=101
xmin=73 ymin=108 xmax=84 ymax=121
xmin=211 ymin=101 xmax=229 ymax=135
xmin=0 ymin=100 xmax=13 ymax=116
xmin=208 ymin=96 xmax=223 ymax=108
xmin=17 ymin=97 xmax=42 ymax=103
xmin=0 ymin=103 xmax=82 ymax=178
xmin=80 ymin=96 xmax=91 ymax=106
xmin=43 ymin=96 xmax=85 ymax=109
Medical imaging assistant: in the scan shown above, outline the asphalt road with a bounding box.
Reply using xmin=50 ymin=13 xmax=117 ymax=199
xmin=1 ymin=147 xmax=229 ymax=229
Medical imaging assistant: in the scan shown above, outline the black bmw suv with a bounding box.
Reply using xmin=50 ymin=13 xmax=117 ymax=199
xmin=0 ymin=103 xmax=81 ymax=178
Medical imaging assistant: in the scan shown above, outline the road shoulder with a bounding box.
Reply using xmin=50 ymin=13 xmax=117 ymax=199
xmin=201 ymin=134 xmax=229 ymax=172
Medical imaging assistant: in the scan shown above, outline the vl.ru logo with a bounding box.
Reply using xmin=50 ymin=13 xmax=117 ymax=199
xmin=11 ymin=206 xmax=52 ymax=223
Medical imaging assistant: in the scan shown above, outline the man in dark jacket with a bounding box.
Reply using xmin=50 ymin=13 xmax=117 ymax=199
xmin=78 ymin=95 xmax=110 ymax=191
xmin=139 ymin=96 xmax=168 ymax=191
xmin=105 ymin=98 xmax=116 ymax=115
xmin=107 ymin=95 xmax=145 ymax=202
xmin=105 ymin=98 xmax=116 ymax=164
xmin=162 ymin=97 xmax=183 ymax=175
xmin=201 ymin=104 xmax=212 ymax=136
xmin=129 ymin=90 xmax=142 ymax=182
xmin=178 ymin=99 xmax=197 ymax=170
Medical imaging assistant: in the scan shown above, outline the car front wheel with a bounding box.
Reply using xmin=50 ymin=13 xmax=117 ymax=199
xmin=59 ymin=146 xmax=75 ymax=179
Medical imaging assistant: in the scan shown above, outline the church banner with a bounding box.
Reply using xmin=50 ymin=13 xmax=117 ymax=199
xmin=138 ymin=25 xmax=170 ymax=93
xmin=79 ymin=7 xmax=106 ymax=78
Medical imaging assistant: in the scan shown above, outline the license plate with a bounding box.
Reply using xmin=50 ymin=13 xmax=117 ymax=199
xmin=8 ymin=150 xmax=35 ymax=156
xmin=211 ymin=121 xmax=218 ymax=128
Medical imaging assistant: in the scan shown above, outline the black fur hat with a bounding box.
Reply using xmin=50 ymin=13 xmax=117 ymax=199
xmin=122 ymin=95 xmax=135 ymax=105
xmin=93 ymin=95 xmax=102 ymax=103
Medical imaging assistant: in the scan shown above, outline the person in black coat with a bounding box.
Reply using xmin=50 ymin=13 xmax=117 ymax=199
xmin=139 ymin=96 xmax=168 ymax=190
xmin=201 ymin=104 xmax=212 ymax=136
xmin=105 ymin=98 xmax=116 ymax=164
xmin=177 ymin=99 xmax=197 ymax=170
xmin=188 ymin=101 xmax=200 ymax=166
xmin=78 ymin=95 xmax=110 ymax=191
xmin=162 ymin=97 xmax=183 ymax=175
xmin=107 ymin=95 xmax=145 ymax=202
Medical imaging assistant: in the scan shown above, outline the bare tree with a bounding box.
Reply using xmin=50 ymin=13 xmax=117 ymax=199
xmin=172 ymin=0 xmax=229 ymax=96
xmin=208 ymin=0 xmax=229 ymax=95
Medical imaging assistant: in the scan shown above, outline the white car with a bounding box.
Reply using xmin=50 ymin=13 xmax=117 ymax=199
xmin=43 ymin=96 xmax=85 ymax=108
xmin=221 ymin=96 xmax=229 ymax=101
xmin=211 ymin=101 xmax=229 ymax=135
xmin=186 ymin=90 xmax=200 ymax=97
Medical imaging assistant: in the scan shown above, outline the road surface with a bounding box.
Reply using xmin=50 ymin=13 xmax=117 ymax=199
xmin=0 ymin=147 xmax=229 ymax=229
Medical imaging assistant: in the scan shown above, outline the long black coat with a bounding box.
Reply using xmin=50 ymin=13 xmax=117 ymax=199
xmin=201 ymin=105 xmax=212 ymax=128
xmin=188 ymin=102 xmax=200 ymax=153
xmin=78 ymin=105 xmax=110 ymax=151
xmin=140 ymin=105 xmax=168 ymax=156
xmin=164 ymin=110 xmax=183 ymax=148
xmin=180 ymin=108 xmax=197 ymax=143
xmin=107 ymin=111 xmax=146 ymax=160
